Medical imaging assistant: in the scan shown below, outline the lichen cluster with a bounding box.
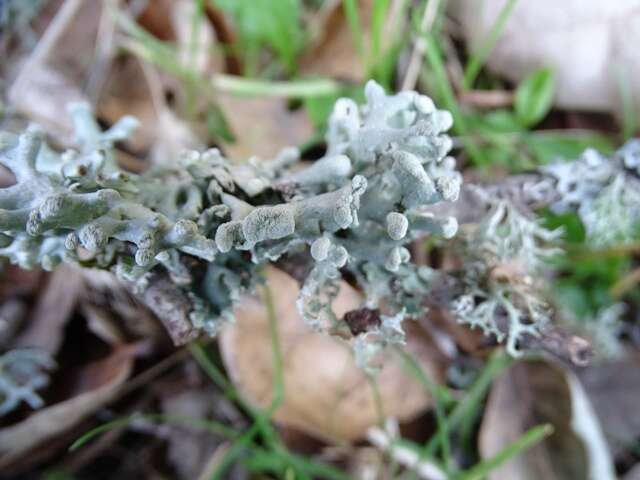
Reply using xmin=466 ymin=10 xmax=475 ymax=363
xmin=450 ymin=142 xmax=640 ymax=356
xmin=0 ymin=81 xmax=460 ymax=342
xmin=1 ymin=79 xmax=638 ymax=367
xmin=541 ymin=141 xmax=640 ymax=247
xmin=452 ymin=194 xmax=562 ymax=356
xmin=0 ymin=348 xmax=54 ymax=416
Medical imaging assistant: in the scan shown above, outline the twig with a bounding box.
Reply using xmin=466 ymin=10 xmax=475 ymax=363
xmin=10 ymin=0 xmax=83 ymax=95
xmin=460 ymin=89 xmax=514 ymax=108
xmin=401 ymin=0 xmax=441 ymax=91
xmin=129 ymin=272 xmax=198 ymax=345
xmin=86 ymin=0 xmax=122 ymax=101
xmin=610 ymin=266 xmax=640 ymax=298
xmin=139 ymin=60 xmax=170 ymax=120
xmin=367 ymin=419 xmax=447 ymax=480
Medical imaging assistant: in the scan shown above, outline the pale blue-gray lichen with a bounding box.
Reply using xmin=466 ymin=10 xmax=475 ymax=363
xmin=541 ymin=141 xmax=640 ymax=247
xmin=450 ymin=141 xmax=640 ymax=357
xmin=451 ymin=192 xmax=562 ymax=357
xmin=0 ymin=348 xmax=55 ymax=416
xmin=0 ymin=81 xmax=460 ymax=343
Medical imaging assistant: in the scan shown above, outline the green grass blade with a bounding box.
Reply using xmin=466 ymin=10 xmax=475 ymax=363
xmin=615 ymin=66 xmax=637 ymax=140
xmin=463 ymin=0 xmax=518 ymax=89
xmin=211 ymin=75 xmax=342 ymax=98
xmin=424 ymin=350 xmax=511 ymax=457
xmin=422 ymin=32 xmax=488 ymax=165
xmin=459 ymin=424 xmax=554 ymax=480
xmin=371 ymin=0 xmax=391 ymax=59
xmin=210 ymin=423 xmax=262 ymax=480
xmin=208 ymin=0 xmax=304 ymax=74
xmin=342 ymin=0 xmax=365 ymax=60
xmin=189 ymin=342 xmax=247 ymax=408
xmin=70 ymin=413 xmax=237 ymax=452
xmin=208 ymin=280 xmax=287 ymax=478
xmin=285 ymin=451 xmax=353 ymax=480
xmin=261 ymin=282 xmax=285 ymax=413
xmin=395 ymin=348 xmax=454 ymax=407
xmin=395 ymin=348 xmax=455 ymax=472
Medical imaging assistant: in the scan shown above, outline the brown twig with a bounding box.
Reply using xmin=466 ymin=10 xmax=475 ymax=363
xmin=129 ymin=272 xmax=198 ymax=346
xmin=459 ymin=89 xmax=514 ymax=108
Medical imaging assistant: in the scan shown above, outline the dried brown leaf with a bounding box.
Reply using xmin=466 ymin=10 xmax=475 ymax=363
xmin=299 ymin=0 xmax=369 ymax=82
xmin=217 ymin=94 xmax=313 ymax=160
xmin=97 ymin=57 xmax=157 ymax=154
xmin=220 ymin=266 xmax=445 ymax=442
xmin=218 ymin=96 xmax=314 ymax=160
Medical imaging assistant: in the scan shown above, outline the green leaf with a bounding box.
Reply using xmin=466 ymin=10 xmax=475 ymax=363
xmin=525 ymin=133 xmax=614 ymax=164
xmin=460 ymin=424 xmax=554 ymax=480
xmin=210 ymin=0 xmax=305 ymax=74
xmin=514 ymin=68 xmax=555 ymax=127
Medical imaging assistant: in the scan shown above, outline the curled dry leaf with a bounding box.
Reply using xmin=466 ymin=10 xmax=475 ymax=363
xmin=0 ymin=344 xmax=135 ymax=469
xmin=220 ymin=266 xmax=446 ymax=442
xmin=479 ymin=360 xmax=615 ymax=480
xmin=451 ymin=0 xmax=640 ymax=116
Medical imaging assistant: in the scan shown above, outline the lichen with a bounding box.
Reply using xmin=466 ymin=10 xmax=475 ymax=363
xmin=0 ymin=348 xmax=55 ymax=416
xmin=451 ymin=194 xmax=562 ymax=356
xmin=542 ymin=142 xmax=640 ymax=247
xmin=0 ymin=81 xmax=460 ymax=348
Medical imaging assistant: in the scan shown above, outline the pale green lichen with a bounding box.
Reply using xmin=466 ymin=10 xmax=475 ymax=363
xmin=542 ymin=142 xmax=640 ymax=247
xmin=0 ymin=81 xmax=460 ymax=344
xmin=452 ymin=195 xmax=562 ymax=357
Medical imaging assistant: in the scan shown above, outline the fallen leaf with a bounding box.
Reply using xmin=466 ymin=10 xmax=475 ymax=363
xmin=218 ymin=95 xmax=314 ymax=160
xmin=220 ymin=266 xmax=446 ymax=442
xmin=479 ymin=360 xmax=615 ymax=480
xmin=0 ymin=344 xmax=135 ymax=469
xmin=97 ymin=57 xmax=157 ymax=154
xmin=299 ymin=0 xmax=369 ymax=83
xmin=577 ymin=356 xmax=640 ymax=459
xmin=451 ymin=0 xmax=640 ymax=117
